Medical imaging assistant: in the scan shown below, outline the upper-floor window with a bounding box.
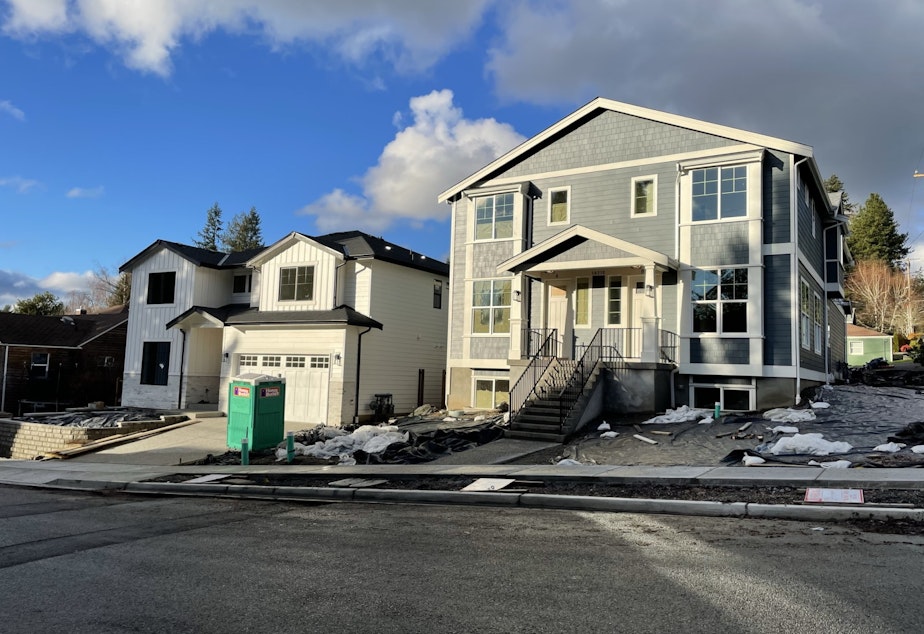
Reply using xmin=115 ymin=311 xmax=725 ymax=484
xmin=30 ymin=352 xmax=50 ymax=379
xmin=631 ymin=176 xmax=657 ymax=217
xmin=472 ymin=279 xmax=511 ymax=334
xmin=548 ymin=187 xmax=570 ymax=225
xmin=475 ymin=193 xmax=514 ymax=240
xmin=279 ymin=266 xmax=314 ymax=301
xmin=147 ymin=271 xmax=176 ymax=304
xmin=233 ymin=273 xmax=252 ymax=294
xmin=692 ymin=166 xmax=747 ymax=221
xmin=692 ymin=268 xmax=748 ymax=333
xmin=575 ymin=277 xmax=590 ymax=326
xmin=433 ymin=280 xmax=443 ymax=309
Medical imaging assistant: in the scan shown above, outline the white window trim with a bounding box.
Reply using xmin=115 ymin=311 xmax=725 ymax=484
xmin=277 ymin=263 xmax=317 ymax=303
xmin=691 ymin=268 xmax=749 ymax=334
xmin=606 ymin=276 xmax=623 ymax=326
xmin=630 ymin=174 xmax=658 ymax=217
xmin=690 ymin=165 xmax=749 ymax=223
xmin=472 ymin=376 xmax=510 ymax=409
xmin=690 ymin=382 xmax=755 ymax=412
xmin=574 ymin=276 xmax=590 ymax=327
xmin=813 ymin=291 xmax=823 ymax=355
xmin=470 ymin=278 xmax=512 ymax=336
xmin=800 ymin=279 xmax=812 ymax=351
xmin=848 ymin=340 xmax=864 ymax=355
xmin=473 ymin=192 xmax=516 ymax=242
xmin=547 ymin=185 xmax=571 ymax=226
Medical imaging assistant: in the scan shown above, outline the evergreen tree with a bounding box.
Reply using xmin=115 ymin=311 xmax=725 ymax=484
xmin=847 ymin=193 xmax=909 ymax=267
xmin=109 ymin=272 xmax=132 ymax=306
xmin=823 ymin=173 xmax=855 ymax=214
xmin=194 ymin=202 xmax=223 ymax=250
xmin=14 ymin=291 xmax=65 ymax=315
xmin=222 ymin=206 xmax=264 ymax=252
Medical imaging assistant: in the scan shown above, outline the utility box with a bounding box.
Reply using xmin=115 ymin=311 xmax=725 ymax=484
xmin=227 ymin=374 xmax=286 ymax=451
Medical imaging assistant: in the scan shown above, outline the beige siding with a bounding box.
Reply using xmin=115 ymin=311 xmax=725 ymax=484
xmin=193 ymin=266 xmax=232 ymax=306
xmin=257 ymin=241 xmax=340 ymax=311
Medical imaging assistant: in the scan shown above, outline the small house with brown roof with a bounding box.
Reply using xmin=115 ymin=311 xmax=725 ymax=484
xmin=846 ymin=324 xmax=893 ymax=366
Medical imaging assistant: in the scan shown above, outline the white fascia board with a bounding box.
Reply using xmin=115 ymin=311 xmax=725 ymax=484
xmin=438 ymin=97 xmax=814 ymax=203
xmin=246 ymin=232 xmax=344 ymax=267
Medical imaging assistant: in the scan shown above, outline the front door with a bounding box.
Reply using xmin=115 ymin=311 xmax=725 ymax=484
xmin=547 ymin=281 xmax=573 ymax=358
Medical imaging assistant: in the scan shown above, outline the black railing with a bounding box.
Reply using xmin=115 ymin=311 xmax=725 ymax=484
xmin=523 ymin=328 xmax=560 ymax=358
xmin=509 ymin=329 xmax=558 ymax=419
xmin=558 ymin=328 xmax=603 ymax=427
xmin=659 ymin=329 xmax=678 ymax=363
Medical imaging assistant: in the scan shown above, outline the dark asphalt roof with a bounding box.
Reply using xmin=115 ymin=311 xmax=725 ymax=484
xmin=0 ymin=312 xmax=128 ymax=348
xmin=166 ymin=304 xmax=383 ymax=330
xmin=311 ymin=230 xmax=449 ymax=277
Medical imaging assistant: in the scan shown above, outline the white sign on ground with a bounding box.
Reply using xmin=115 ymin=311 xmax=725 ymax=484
xmin=804 ymin=488 xmax=864 ymax=504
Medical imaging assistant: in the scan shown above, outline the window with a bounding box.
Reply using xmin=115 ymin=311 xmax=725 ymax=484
xmin=286 ymin=356 xmax=306 ymax=368
xmin=631 ymin=176 xmax=657 ymax=216
xmin=693 ymin=384 xmax=752 ymax=411
xmin=433 ymin=280 xmax=443 ymax=309
xmin=475 ymin=193 xmax=514 ymax=240
xmin=813 ymin=292 xmax=823 ymax=354
xmin=140 ymin=342 xmax=170 ymax=386
xmin=692 ymin=166 xmax=747 ymax=221
xmin=474 ymin=378 xmax=510 ymax=409
xmin=97 ymin=356 xmax=114 ymax=368
xmin=607 ymin=276 xmax=623 ymax=325
xmin=146 ymin=271 xmax=176 ymax=304
xmin=233 ymin=273 xmax=252 ymax=294
xmin=240 ymin=354 xmax=258 ymax=368
xmin=575 ymin=277 xmax=590 ymax=326
xmin=800 ymin=280 xmax=812 ymax=350
xmin=691 ymin=268 xmax=748 ymax=333
xmin=548 ymin=187 xmax=570 ymax=224
xmin=262 ymin=355 xmax=281 ymax=367
xmin=309 ymin=356 xmax=330 ymax=369
xmin=30 ymin=352 xmax=50 ymax=379
xmin=279 ymin=266 xmax=314 ymax=301
xmin=472 ymin=279 xmax=511 ymax=334
xmin=848 ymin=341 xmax=864 ymax=355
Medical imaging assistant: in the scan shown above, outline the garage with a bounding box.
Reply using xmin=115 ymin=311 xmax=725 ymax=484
xmin=239 ymin=353 xmax=331 ymax=424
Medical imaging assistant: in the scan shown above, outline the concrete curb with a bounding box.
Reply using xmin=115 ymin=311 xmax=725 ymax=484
xmin=33 ymin=479 xmax=924 ymax=522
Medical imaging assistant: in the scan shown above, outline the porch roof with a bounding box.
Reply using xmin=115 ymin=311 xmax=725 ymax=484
xmin=497 ymin=225 xmax=678 ymax=275
xmin=166 ymin=303 xmax=383 ymax=331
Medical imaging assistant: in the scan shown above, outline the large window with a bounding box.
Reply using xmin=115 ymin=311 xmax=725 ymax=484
xmin=692 ymin=268 xmax=748 ymax=333
xmin=692 ymin=166 xmax=747 ymax=221
xmin=549 ymin=187 xmax=570 ymax=224
xmin=474 ymin=378 xmax=510 ymax=409
xmin=631 ymin=176 xmax=657 ymax=216
xmin=800 ymin=279 xmax=812 ymax=350
xmin=147 ymin=271 xmax=176 ymax=304
xmin=575 ymin=277 xmax=590 ymax=326
xmin=472 ymin=279 xmax=511 ymax=334
xmin=607 ymin=276 xmax=623 ymax=325
xmin=475 ymin=193 xmax=514 ymax=240
xmin=279 ymin=266 xmax=314 ymax=301
xmin=813 ymin=292 xmax=823 ymax=354
xmin=140 ymin=342 xmax=170 ymax=386
xmin=233 ymin=273 xmax=252 ymax=294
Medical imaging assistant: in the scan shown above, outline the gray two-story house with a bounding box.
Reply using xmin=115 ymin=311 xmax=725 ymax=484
xmin=438 ymin=98 xmax=849 ymax=439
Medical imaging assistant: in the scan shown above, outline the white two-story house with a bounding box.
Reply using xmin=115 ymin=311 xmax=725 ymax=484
xmin=120 ymin=231 xmax=449 ymax=426
xmin=438 ymin=98 xmax=850 ymax=439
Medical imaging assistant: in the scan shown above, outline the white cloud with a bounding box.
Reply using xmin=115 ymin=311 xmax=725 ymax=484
xmin=1 ymin=0 xmax=492 ymax=76
xmin=66 ymin=185 xmax=104 ymax=198
xmin=0 ymin=268 xmax=94 ymax=307
xmin=40 ymin=270 xmax=94 ymax=293
xmin=0 ymin=176 xmax=39 ymax=193
xmin=0 ymin=99 xmax=25 ymax=121
xmin=297 ymin=89 xmax=525 ymax=233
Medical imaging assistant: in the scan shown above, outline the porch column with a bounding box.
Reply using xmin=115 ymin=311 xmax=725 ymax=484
xmin=641 ymin=316 xmax=661 ymax=363
xmin=644 ymin=264 xmax=658 ymax=317
xmin=508 ymin=273 xmax=525 ymax=360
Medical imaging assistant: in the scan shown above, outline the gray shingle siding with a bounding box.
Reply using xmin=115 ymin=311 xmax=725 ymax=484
xmin=470 ymin=337 xmax=509 ymax=360
xmin=828 ymin=299 xmax=847 ymax=376
xmin=496 ymin=110 xmax=739 ymax=179
xmin=544 ymin=241 xmax=634 ymax=263
xmin=763 ymin=151 xmax=791 ymax=245
xmin=764 ymin=254 xmax=792 ymax=366
xmin=690 ymin=339 xmax=750 ymax=364
xmin=690 ymin=223 xmax=749 ymax=266
xmin=797 ymin=173 xmax=825 ymax=278
xmin=472 ymin=241 xmax=517 ymax=279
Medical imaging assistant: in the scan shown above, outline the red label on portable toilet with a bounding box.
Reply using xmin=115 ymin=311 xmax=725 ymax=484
xmin=233 ymin=386 xmax=251 ymax=397
xmin=260 ymin=387 xmax=280 ymax=398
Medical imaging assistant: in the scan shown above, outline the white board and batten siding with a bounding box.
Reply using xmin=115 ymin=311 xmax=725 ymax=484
xmin=257 ymin=241 xmax=340 ymax=312
xmin=358 ymin=260 xmax=449 ymax=415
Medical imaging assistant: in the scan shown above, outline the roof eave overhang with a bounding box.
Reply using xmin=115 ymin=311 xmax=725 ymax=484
xmin=247 ymin=232 xmax=344 ymax=267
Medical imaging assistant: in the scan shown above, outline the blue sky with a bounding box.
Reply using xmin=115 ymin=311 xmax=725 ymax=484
xmin=2 ymin=0 xmax=924 ymax=309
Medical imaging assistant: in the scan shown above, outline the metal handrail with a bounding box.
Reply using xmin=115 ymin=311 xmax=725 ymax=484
xmin=523 ymin=328 xmax=560 ymax=358
xmin=659 ymin=329 xmax=678 ymax=363
xmin=558 ymin=328 xmax=603 ymax=427
xmin=509 ymin=329 xmax=558 ymax=419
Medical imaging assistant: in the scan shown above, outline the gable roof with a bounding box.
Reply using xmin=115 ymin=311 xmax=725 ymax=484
xmin=846 ymin=324 xmax=891 ymax=338
xmin=498 ymin=225 xmax=678 ymax=274
xmin=120 ymin=239 xmax=266 ymax=273
xmin=439 ymin=96 xmax=818 ymax=204
xmin=248 ymin=230 xmax=449 ymax=277
xmin=0 ymin=312 xmax=128 ymax=348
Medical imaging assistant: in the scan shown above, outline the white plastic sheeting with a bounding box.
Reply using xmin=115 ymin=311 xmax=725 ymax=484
xmin=275 ymin=425 xmax=409 ymax=462
xmin=763 ymin=408 xmax=817 ymax=423
xmin=768 ymin=433 xmax=852 ymax=456
xmin=808 ymin=459 xmax=853 ymax=469
xmin=642 ymin=405 xmax=711 ymax=425
xmin=872 ymin=442 xmax=906 ymax=453
xmin=770 ymin=425 xmax=800 ymax=434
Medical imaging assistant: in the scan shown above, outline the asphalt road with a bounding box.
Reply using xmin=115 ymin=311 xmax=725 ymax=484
xmin=1 ymin=486 xmax=922 ymax=633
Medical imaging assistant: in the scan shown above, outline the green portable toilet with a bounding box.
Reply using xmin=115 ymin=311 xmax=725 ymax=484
xmin=227 ymin=373 xmax=286 ymax=451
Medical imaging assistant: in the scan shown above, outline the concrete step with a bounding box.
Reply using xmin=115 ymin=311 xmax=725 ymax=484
xmin=504 ymin=429 xmax=566 ymax=443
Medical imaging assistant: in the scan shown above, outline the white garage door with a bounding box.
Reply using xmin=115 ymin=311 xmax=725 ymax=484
xmin=239 ymin=354 xmax=330 ymax=424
